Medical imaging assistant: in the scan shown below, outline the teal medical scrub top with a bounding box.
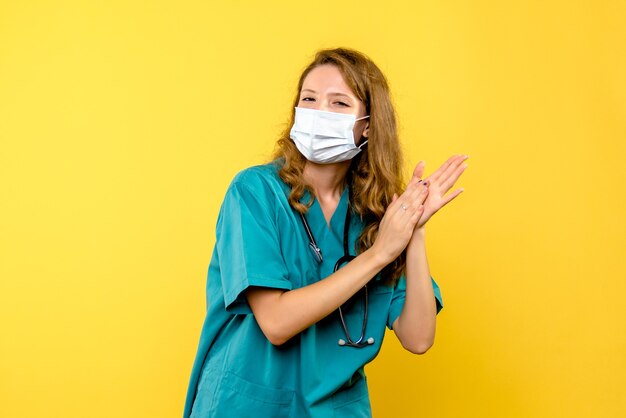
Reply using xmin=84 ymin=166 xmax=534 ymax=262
xmin=183 ymin=160 xmax=443 ymax=418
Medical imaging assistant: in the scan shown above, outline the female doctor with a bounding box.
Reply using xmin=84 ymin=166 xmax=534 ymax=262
xmin=183 ymin=47 xmax=468 ymax=418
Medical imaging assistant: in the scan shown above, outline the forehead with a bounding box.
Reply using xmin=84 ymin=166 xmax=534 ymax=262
xmin=301 ymin=64 xmax=356 ymax=96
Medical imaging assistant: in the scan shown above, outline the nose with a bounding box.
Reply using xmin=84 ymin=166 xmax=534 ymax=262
xmin=318 ymin=103 xmax=329 ymax=112
xmin=316 ymin=95 xmax=330 ymax=112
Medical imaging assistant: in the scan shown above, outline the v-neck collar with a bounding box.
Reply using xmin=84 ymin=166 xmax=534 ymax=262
xmin=301 ymin=186 xmax=349 ymax=234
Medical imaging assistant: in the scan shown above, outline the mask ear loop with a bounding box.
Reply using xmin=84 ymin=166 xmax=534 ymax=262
xmin=355 ymin=115 xmax=370 ymax=149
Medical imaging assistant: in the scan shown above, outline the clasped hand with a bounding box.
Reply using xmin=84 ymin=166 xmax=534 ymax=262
xmin=372 ymin=154 xmax=469 ymax=263
xmin=410 ymin=153 xmax=469 ymax=228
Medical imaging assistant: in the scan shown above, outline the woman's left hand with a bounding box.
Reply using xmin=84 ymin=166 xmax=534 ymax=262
xmin=412 ymin=154 xmax=469 ymax=229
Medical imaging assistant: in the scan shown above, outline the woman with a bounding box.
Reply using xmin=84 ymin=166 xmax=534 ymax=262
xmin=183 ymin=47 xmax=468 ymax=418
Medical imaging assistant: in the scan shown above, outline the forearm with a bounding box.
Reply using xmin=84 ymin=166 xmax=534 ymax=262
xmin=248 ymin=247 xmax=388 ymax=345
xmin=393 ymin=227 xmax=438 ymax=354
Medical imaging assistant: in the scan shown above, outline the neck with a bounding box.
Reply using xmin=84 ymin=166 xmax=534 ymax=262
xmin=303 ymin=160 xmax=350 ymax=201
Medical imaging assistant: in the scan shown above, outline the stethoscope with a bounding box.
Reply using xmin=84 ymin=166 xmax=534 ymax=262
xmin=297 ymin=194 xmax=375 ymax=348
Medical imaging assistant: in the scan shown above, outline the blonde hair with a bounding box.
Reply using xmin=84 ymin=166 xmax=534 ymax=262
xmin=270 ymin=47 xmax=406 ymax=286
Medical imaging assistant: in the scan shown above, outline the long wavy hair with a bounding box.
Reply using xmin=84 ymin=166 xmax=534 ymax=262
xmin=271 ymin=47 xmax=406 ymax=286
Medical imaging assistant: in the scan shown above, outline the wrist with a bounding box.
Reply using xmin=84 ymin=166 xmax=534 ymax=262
xmin=366 ymin=244 xmax=392 ymax=270
xmin=414 ymin=225 xmax=426 ymax=238
xmin=408 ymin=226 xmax=426 ymax=248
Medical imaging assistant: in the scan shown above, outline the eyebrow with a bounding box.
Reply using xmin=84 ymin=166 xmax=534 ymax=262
xmin=300 ymin=89 xmax=353 ymax=99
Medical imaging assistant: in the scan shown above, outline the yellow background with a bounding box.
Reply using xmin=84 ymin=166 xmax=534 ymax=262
xmin=1 ymin=1 xmax=624 ymax=417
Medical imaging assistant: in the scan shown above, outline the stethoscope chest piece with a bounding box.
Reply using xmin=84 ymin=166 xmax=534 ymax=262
xmin=336 ymin=281 xmax=373 ymax=348
xmin=338 ymin=337 xmax=375 ymax=347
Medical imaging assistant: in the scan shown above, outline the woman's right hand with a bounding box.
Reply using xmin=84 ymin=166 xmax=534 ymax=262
xmin=371 ymin=179 xmax=430 ymax=264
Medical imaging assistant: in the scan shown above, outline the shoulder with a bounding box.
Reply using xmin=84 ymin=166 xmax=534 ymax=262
xmin=232 ymin=160 xmax=281 ymax=186
xmin=222 ymin=160 xmax=289 ymax=209
xmin=216 ymin=161 xmax=291 ymax=230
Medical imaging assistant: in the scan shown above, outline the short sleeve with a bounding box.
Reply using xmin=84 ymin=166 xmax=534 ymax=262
xmin=215 ymin=177 xmax=292 ymax=314
xmin=387 ymin=275 xmax=444 ymax=330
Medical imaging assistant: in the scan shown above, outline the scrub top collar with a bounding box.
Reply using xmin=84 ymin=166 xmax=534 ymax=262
xmin=300 ymin=186 xmax=350 ymax=236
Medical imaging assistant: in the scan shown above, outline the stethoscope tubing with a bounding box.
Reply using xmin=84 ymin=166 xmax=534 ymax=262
xmin=297 ymin=191 xmax=374 ymax=348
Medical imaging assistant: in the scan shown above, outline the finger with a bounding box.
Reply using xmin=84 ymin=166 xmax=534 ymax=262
xmin=407 ymin=162 xmax=428 ymax=191
xmin=399 ymin=186 xmax=427 ymax=219
xmin=412 ymin=161 xmax=425 ymax=181
xmin=398 ymin=183 xmax=416 ymax=201
xmin=440 ymin=188 xmax=464 ymax=207
xmin=409 ymin=204 xmax=424 ymax=227
xmin=396 ymin=193 xmax=420 ymax=218
xmin=430 ymin=154 xmax=468 ymax=184
xmin=400 ymin=184 xmax=423 ymax=208
xmin=406 ymin=185 xmax=429 ymax=208
xmin=437 ymin=155 xmax=468 ymax=187
xmin=396 ymin=199 xmax=413 ymax=216
xmin=406 ymin=181 xmax=430 ymax=208
xmin=417 ymin=185 xmax=429 ymax=204
xmin=406 ymin=173 xmax=422 ymax=192
xmin=440 ymin=163 xmax=468 ymax=192
xmin=425 ymin=154 xmax=459 ymax=184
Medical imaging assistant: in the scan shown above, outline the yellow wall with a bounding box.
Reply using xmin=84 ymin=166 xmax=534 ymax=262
xmin=1 ymin=1 xmax=624 ymax=417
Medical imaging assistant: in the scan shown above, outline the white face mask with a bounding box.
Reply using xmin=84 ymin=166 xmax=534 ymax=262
xmin=289 ymin=107 xmax=370 ymax=164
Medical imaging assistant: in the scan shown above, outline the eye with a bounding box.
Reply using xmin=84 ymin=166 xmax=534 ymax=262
xmin=301 ymin=97 xmax=315 ymax=102
xmin=335 ymin=101 xmax=349 ymax=107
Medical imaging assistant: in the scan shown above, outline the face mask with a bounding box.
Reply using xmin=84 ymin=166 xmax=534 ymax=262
xmin=289 ymin=107 xmax=370 ymax=164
